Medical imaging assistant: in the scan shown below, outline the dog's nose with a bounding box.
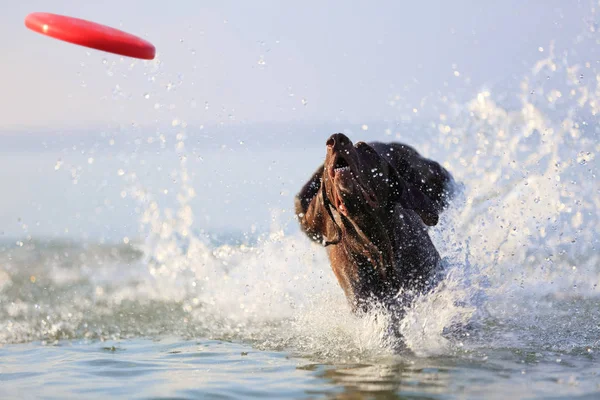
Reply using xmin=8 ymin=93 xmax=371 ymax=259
xmin=326 ymin=133 xmax=352 ymax=151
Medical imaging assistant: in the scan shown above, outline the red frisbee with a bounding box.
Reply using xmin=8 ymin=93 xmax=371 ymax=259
xmin=25 ymin=12 xmax=155 ymax=60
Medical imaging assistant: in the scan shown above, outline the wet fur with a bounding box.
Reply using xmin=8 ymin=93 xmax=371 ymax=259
xmin=295 ymin=134 xmax=454 ymax=313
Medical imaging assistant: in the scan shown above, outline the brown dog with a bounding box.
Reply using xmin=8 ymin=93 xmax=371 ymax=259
xmin=295 ymin=133 xmax=454 ymax=313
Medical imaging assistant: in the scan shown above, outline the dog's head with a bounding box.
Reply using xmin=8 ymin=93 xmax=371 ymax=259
xmin=321 ymin=134 xmax=438 ymax=241
xmin=322 ymin=133 xmax=380 ymax=219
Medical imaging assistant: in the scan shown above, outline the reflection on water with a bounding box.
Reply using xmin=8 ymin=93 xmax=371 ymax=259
xmin=2 ymin=338 xmax=599 ymax=399
xmin=311 ymin=350 xmax=600 ymax=399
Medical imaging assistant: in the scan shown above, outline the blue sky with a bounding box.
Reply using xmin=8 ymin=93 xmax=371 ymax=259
xmin=0 ymin=1 xmax=594 ymax=240
xmin=1 ymin=1 xmax=588 ymax=131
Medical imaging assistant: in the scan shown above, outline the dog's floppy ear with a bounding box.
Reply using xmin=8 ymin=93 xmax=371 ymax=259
xmin=387 ymin=162 xmax=439 ymax=226
xmin=295 ymin=164 xmax=324 ymax=216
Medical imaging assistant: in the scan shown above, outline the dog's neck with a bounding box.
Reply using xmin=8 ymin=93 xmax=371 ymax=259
xmin=333 ymin=205 xmax=397 ymax=277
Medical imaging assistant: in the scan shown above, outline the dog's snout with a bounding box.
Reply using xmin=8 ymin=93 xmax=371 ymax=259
xmin=326 ymin=133 xmax=352 ymax=151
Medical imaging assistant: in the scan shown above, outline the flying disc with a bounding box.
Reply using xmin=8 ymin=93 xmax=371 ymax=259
xmin=25 ymin=12 xmax=155 ymax=60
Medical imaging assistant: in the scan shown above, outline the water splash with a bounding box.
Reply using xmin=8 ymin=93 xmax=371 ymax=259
xmin=1 ymin=12 xmax=599 ymax=364
xmin=399 ymin=35 xmax=600 ymax=356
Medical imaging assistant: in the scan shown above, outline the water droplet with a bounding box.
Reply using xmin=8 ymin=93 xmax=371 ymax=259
xmin=54 ymin=159 xmax=62 ymax=171
xmin=117 ymin=169 xmax=125 ymax=176
xmin=362 ymin=124 xmax=369 ymax=131
xmin=538 ymin=47 xmax=544 ymax=52
xmin=87 ymin=157 xmax=94 ymax=164
xmin=143 ymin=93 xmax=150 ymax=99
xmin=301 ymin=98 xmax=308 ymax=106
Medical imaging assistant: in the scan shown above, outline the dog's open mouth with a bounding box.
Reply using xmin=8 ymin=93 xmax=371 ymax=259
xmin=329 ymin=156 xmax=351 ymax=178
xmin=333 ymin=164 xmax=353 ymax=215
xmin=333 ymin=157 xmax=350 ymax=173
xmin=329 ymin=154 xmax=379 ymax=216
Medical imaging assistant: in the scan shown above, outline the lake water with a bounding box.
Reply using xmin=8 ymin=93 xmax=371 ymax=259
xmin=0 ymin=233 xmax=599 ymax=399
xmin=1 ymin=235 xmax=600 ymax=399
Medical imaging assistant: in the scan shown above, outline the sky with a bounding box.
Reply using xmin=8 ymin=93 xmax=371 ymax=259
xmin=0 ymin=1 xmax=590 ymax=131
xmin=0 ymin=1 xmax=594 ymax=240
